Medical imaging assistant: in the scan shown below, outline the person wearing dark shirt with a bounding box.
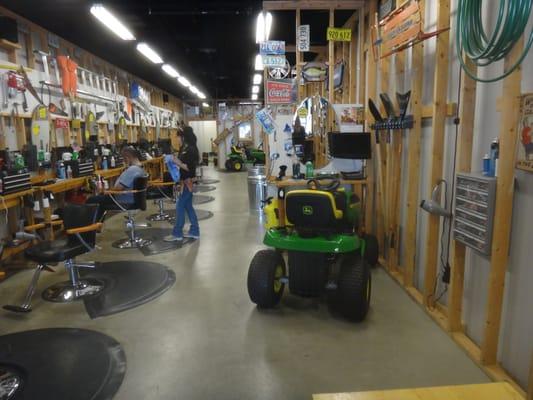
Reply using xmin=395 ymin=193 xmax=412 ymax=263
xmin=87 ymin=146 xmax=145 ymax=221
xmin=164 ymin=126 xmax=200 ymax=242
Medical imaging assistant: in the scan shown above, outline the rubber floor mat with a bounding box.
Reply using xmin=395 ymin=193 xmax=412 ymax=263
xmin=193 ymin=185 xmax=216 ymax=193
xmin=197 ymin=178 xmax=220 ymax=184
xmin=164 ymin=194 xmax=215 ymax=205
xmin=81 ymin=260 xmax=175 ymax=318
xmin=129 ymin=228 xmax=196 ymax=256
xmin=166 ymin=208 xmax=213 ymax=222
xmin=0 ymin=328 xmax=126 ymax=400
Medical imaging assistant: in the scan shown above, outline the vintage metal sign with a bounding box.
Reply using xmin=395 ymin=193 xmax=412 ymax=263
xmin=297 ymin=25 xmax=310 ymax=52
xmin=327 ymin=27 xmax=352 ymax=42
xmin=266 ymin=80 xmax=296 ymax=104
xmin=260 ymin=40 xmax=285 ymax=56
xmin=54 ymin=118 xmax=69 ymax=129
xmin=262 ymin=55 xmax=287 ymax=68
xmin=517 ymin=93 xmax=533 ymax=172
xmin=378 ymin=0 xmax=449 ymax=58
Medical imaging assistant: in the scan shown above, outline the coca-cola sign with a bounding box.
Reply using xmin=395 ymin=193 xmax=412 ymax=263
xmin=266 ymin=80 xmax=296 ymax=104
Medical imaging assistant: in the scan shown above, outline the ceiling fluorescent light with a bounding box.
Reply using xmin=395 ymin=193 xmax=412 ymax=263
xmin=254 ymin=54 xmax=263 ymax=71
xmin=253 ymin=74 xmax=262 ymax=85
xmin=189 ymin=85 xmax=199 ymax=95
xmin=178 ymin=76 xmax=191 ymax=87
xmin=255 ymin=11 xmax=273 ymax=43
xmin=162 ymin=64 xmax=179 ymax=77
xmin=251 ymin=94 xmax=258 ymax=100
xmin=202 ymin=102 xmax=209 ymax=108
xmin=137 ymin=43 xmax=163 ymax=64
xmin=90 ymin=4 xmax=135 ymax=41
xmin=252 ymin=85 xmax=260 ymax=94
xmin=198 ymin=92 xmax=207 ymax=99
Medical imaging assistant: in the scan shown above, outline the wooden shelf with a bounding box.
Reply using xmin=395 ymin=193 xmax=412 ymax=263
xmin=0 ymin=39 xmax=21 ymax=51
xmin=0 ymin=189 xmax=34 ymax=209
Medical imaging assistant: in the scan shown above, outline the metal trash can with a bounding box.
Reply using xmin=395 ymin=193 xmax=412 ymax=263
xmin=247 ymin=166 xmax=267 ymax=212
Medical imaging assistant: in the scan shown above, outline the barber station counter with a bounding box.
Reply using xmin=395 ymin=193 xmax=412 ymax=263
xmin=0 ymin=157 xmax=165 ymax=272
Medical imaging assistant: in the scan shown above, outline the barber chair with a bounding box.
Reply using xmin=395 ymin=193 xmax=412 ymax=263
xmin=108 ymin=175 xmax=152 ymax=249
xmin=3 ymin=203 xmax=104 ymax=311
xmin=146 ymin=173 xmax=176 ymax=222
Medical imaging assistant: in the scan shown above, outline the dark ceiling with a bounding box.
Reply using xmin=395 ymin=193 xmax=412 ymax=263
xmin=1 ymin=1 xmax=354 ymax=101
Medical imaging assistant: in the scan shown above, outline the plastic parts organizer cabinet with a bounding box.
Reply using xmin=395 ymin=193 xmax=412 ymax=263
xmin=453 ymin=173 xmax=497 ymax=256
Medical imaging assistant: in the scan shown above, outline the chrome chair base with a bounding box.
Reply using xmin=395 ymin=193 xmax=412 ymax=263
xmin=113 ymin=237 xmax=152 ymax=249
xmin=42 ymin=278 xmax=104 ymax=303
xmin=0 ymin=369 xmax=22 ymax=400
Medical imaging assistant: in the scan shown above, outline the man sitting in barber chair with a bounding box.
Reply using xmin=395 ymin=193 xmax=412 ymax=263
xmin=86 ymin=146 xmax=145 ymax=221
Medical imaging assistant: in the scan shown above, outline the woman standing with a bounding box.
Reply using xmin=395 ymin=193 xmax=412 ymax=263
xmin=164 ymin=127 xmax=200 ymax=242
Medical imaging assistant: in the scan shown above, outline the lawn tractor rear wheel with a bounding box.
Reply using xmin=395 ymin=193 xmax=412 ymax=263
xmin=336 ymin=253 xmax=371 ymax=322
xmin=248 ymin=250 xmax=286 ymax=308
xmin=364 ymin=234 xmax=379 ymax=267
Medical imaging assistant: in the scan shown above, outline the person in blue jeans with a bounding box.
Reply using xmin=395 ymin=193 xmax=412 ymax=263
xmin=164 ymin=127 xmax=200 ymax=242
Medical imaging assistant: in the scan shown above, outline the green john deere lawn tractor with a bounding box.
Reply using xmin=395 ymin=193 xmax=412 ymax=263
xmin=247 ymin=179 xmax=378 ymax=322
xmin=225 ymin=145 xmax=266 ymax=172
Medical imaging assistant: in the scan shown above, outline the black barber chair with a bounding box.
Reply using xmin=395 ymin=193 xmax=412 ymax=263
xmin=3 ymin=204 xmax=104 ymax=312
xmin=108 ymin=175 xmax=152 ymax=249
xmin=146 ymin=172 xmax=176 ymax=222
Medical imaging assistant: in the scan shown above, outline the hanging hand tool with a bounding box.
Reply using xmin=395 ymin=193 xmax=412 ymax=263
xmin=380 ymin=93 xmax=397 ymax=143
xmin=368 ymin=98 xmax=384 ymax=143
xmin=396 ymin=91 xmax=411 ymax=120
xmin=17 ymin=66 xmax=43 ymax=105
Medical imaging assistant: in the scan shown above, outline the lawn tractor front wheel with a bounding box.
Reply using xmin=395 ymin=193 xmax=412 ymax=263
xmin=248 ymin=250 xmax=286 ymax=308
xmin=364 ymin=234 xmax=379 ymax=267
xmin=336 ymin=253 xmax=371 ymax=322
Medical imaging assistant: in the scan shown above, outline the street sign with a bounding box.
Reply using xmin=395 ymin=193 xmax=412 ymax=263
xmin=297 ymin=25 xmax=310 ymax=52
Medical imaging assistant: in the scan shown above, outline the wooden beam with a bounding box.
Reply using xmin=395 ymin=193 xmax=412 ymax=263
xmin=403 ymin=0 xmax=424 ymax=287
xmin=448 ymin=57 xmax=477 ymax=332
xmin=263 ymin=1 xmax=364 ymax=11
xmin=422 ymin=0 xmax=450 ymax=306
xmin=387 ymin=51 xmax=405 ymax=271
xmin=295 ymin=9 xmax=305 ymax=102
xmin=328 ymin=8 xmax=335 ymax=105
xmin=481 ymin=35 xmax=523 ymax=365
xmin=348 ymin=13 xmax=357 ymax=103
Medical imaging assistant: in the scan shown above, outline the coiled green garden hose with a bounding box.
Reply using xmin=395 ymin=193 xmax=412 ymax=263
xmin=456 ymin=0 xmax=533 ymax=82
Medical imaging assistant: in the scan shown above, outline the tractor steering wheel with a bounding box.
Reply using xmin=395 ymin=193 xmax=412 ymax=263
xmin=307 ymin=179 xmax=341 ymax=192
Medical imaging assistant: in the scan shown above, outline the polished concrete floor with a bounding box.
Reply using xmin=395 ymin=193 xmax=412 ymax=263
xmin=0 ymin=167 xmax=489 ymax=399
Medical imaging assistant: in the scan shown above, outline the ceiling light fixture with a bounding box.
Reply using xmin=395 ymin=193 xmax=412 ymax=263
xmin=90 ymin=4 xmax=135 ymax=41
xmin=251 ymin=94 xmax=258 ymax=101
xmin=198 ymin=92 xmax=207 ymax=99
xmin=253 ymin=74 xmax=262 ymax=85
xmin=202 ymin=102 xmax=209 ymax=108
xmin=252 ymin=85 xmax=260 ymax=94
xmin=137 ymin=43 xmax=163 ymax=64
xmin=189 ymin=85 xmax=199 ymax=95
xmin=162 ymin=64 xmax=179 ymax=77
xmin=178 ymin=76 xmax=191 ymax=88
xmin=254 ymin=54 xmax=263 ymax=71
xmin=255 ymin=11 xmax=273 ymax=43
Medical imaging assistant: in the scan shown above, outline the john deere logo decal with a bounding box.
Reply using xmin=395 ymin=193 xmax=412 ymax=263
xmin=303 ymin=205 xmax=313 ymax=215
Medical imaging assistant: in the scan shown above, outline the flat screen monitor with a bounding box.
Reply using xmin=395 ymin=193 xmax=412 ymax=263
xmin=328 ymin=132 xmax=371 ymax=159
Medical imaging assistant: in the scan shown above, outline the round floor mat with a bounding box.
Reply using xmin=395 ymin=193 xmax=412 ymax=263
xmin=0 ymin=328 xmax=126 ymax=400
xmin=193 ymin=185 xmax=216 ymax=193
xmin=81 ymin=261 xmax=175 ymax=318
xmin=197 ymin=178 xmax=220 ymax=184
xmin=164 ymin=194 xmax=215 ymax=205
xmin=166 ymin=208 xmax=213 ymax=222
